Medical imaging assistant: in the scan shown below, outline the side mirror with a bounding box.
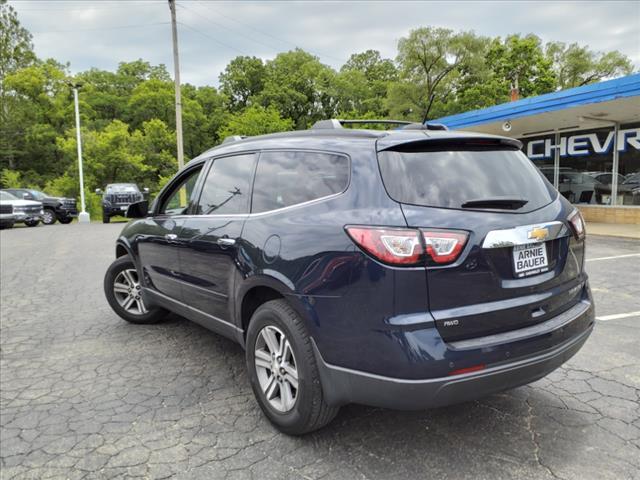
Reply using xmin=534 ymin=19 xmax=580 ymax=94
xmin=143 ymin=187 xmax=150 ymax=194
xmin=22 ymin=193 xmax=30 ymax=199
xmin=126 ymin=200 xmax=149 ymax=218
xmin=95 ymin=188 xmax=103 ymax=195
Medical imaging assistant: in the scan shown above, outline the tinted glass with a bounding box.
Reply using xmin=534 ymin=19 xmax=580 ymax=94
xmin=28 ymin=190 xmax=46 ymax=200
xmin=107 ymin=184 xmax=139 ymax=193
xmin=196 ymin=154 xmax=256 ymax=215
xmin=160 ymin=166 xmax=202 ymax=215
xmin=252 ymin=151 xmax=349 ymax=213
xmin=378 ymin=148 xmax=554 ymax=212
xmin=0 ymin=191 xmax=17 ymax=200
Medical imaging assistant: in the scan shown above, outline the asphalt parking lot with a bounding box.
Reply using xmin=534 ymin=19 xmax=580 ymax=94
xmin=1 ymin=223 xmax=639 ymax=480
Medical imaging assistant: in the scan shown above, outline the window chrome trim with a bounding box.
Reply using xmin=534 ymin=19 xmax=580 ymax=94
xmin=184 ymin=191 xmax=346 ymax=219
xmin=482 ymin=221 xmax=569 ymax=249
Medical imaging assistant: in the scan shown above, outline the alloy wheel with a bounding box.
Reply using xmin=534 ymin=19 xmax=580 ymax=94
xmin=113 ymin=268 xmax=147 ymax=315
xmin=254 ymin=325 xmax=299 ymax=412
xmin=42 ymin=210 xmax=54 ymax=224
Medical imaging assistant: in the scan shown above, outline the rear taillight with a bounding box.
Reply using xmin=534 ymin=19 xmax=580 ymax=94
xmin=345 ymin=226 xmax=423 ymax=265
xmin=422 ymin=230 xmax=469 ymax=264
xmin=568 ymin=210 xmax=585 ymax=240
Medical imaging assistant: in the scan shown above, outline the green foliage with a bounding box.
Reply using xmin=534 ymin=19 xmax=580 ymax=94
xmin=219 ymin=56 xmax=266 ymax=112
xmin=487 ymin=34 xmax=556 ymax=98
xmin=258 ymin=49 xmax=337 ymax=129
xmin=2 ymin=3 xmax=636 ymax=199
xmin=546 ymin=41 xmax=633 ymax=89
xmin=0 ymin=168 xmax=21 ymax=188
xmin=218 ymin=105 xmax=293 ymax=138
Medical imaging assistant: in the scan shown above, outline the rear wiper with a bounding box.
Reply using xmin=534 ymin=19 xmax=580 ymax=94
xmin=461 ymin=197 xmax=528 ymax=209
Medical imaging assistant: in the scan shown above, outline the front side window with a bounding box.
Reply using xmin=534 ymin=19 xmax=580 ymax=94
xmin=252 ymin=151 xmax=349 ymax=213
xmin=159 ymin=166 xmax=202 ymax=215
xmin=28 ymin=190 xmax=46 ymax=200
xmin=196 ymin=154 xmax=256 ymax=215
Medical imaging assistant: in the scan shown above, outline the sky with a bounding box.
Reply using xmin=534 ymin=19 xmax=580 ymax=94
xmin=10 ymin=0 xmax=640 ymax=87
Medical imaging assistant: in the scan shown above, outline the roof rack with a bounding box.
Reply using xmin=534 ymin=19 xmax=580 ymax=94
xmin=221 ymin=135 xmax=246 ymax=144
xmin=310 ymin=119 xmax=448 ymax=131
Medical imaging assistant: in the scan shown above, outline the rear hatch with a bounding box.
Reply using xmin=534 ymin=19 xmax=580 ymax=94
xmin=377 ymin=137 xmax=586 ymax=342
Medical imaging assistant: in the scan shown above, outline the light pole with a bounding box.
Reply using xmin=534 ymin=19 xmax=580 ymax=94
xmin=70 ymin=82 xmax=90 ymax=223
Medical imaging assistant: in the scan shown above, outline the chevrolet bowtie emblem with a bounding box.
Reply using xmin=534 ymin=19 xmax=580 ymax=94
xmin=528 ymin=226 xmax=549 ymax=242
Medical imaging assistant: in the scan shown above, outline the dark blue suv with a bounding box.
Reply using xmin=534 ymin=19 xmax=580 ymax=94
xmin=104 ymin=120 xmax=594 ymax=434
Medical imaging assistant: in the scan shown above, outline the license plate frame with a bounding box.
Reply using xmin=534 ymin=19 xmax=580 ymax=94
xmin=512 ymin=242 xmax=549 ymax=278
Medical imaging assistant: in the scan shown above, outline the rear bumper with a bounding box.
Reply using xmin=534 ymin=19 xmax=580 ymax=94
xmin=314 ymin=300 xmax=594 ymax=410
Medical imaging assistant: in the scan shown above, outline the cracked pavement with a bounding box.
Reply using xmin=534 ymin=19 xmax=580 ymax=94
xmin=1 ymin=224 xmax=639 ymax=479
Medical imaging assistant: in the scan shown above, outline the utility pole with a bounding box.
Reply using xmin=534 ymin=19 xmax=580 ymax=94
xmin=71 ymin=83 xmax=90 ymax=223
xmin=168 ymin=0 xmax=184 ymax=171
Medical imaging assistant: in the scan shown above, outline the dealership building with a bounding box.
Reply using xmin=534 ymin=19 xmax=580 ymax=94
xmin=434 ymin=73 xmax=640 ymax=224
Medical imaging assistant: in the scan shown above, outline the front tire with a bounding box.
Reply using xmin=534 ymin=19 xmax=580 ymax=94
xmin=42 ymin=209 xmax=57 ymax=225
xmin=246 ymin=299 xmax=339 ymax=435
xmin=25 ymin=219 xmax=39 ymax=227
xmin=102 ymin=212 xmax=110 ymax=224
xmin=103 ymin=256 xmax=167 ymax=324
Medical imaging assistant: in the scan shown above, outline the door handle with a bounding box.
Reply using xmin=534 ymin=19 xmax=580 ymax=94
xmin=165 ymin=233 xmax=178 ymax=242
xmin=217 ymin=237 xmax=236 ymax=246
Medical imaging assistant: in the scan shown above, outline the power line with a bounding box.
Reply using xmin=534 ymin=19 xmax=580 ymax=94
xmin=32 ymin=22 xmax=169 ymax=34
xmin=177 ymin=21 xmax=247 ymax=55
xmin=15 ymin=1 xmax=166 ymax=11
xmin=177 ymin=3 xmax=283 ymax=53
xmin=187 ymin=0 xmax=348 ymax=64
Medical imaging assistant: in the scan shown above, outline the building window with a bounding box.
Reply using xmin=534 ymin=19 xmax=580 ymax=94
xmin=523 ymin=124 xmax=640 ymax=206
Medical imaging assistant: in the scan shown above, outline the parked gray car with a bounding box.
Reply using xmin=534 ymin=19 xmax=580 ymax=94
xmin=0 ymin=190 xmax=44 ymax=228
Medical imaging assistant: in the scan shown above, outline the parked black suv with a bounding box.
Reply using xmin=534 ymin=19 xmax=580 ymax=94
xmin=104 ymin=120 xmax=594 ymax=434
xmin=96 ymin=183 xmax=148 ymax=223
xmin=3 ymin=188 xmax=77 ymax=225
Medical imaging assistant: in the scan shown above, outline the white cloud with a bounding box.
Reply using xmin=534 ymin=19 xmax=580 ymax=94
xmin=11 ymin=0 xmax=640 ymax=86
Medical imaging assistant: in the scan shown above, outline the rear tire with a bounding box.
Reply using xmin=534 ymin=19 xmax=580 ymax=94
xmin=42 ymin=209 xmax=57 ymax=225
xmin=246 ymin=299 xmax=339 ymax=435
xmin=0 ymin=222 xmax=14 ymax=229
xmin=58 ymin=216 xmax=73 ymax=224
xmin=104 ymin=256 xmax=167 ymax=324
xmin=25 ymin=220 xmax=39 ymax=227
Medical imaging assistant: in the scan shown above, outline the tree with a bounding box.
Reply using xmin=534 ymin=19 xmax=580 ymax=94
xmin=1 ymin=0 xmax=37 ymax=169
xmin=2 ymin=59 xmax=70 ymax=177
xmin=57 ymin=120 xmax=149 ymax=190
xmin=219 ymin=56 xmax=265 ymax=112
xmin=546 ymin=42 xmax=634 ymax=89
xmin=341 ymin=50 xmax=397 ymax=117
xmin=258 ymin=49 xmax=336 ymax=129
xmin=390 ymin=27 xmax=488 ymax=121
xmin=217 ymin=105 xmax=293 ymax=139
xmin=0 ymin=0 xmax=36 ymax=84
xmin=487 ymin=34 xmax=556 ymax=99
xmin=342 ymin=50 xmax=397 ymax=84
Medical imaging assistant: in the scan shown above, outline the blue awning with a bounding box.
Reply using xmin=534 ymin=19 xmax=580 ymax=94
xmin=433 ymin=74 xmax=640 ymax=130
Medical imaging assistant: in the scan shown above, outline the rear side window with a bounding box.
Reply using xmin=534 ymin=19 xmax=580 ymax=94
xmin=252 ymin=151 xmax=349 ymax=213
xmin=378 ymin=147 xmax=554 ymax=212
xmin=196 ymin=154 xmax=256 ymax=215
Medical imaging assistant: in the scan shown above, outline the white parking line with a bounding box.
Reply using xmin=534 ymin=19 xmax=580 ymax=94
xmin=596 ymin=311 xmax=640 ymax=322
xmin=586 ymin=253 xmax=640 ymax=262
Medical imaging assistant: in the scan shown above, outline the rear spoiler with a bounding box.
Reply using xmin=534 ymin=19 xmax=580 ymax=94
xmin=377 ymin=135 xmax=523 ymax=152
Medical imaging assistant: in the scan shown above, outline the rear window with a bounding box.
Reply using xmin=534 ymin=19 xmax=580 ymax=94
xmin=252 ymin=151 xmax=349 ymax=213
xmin=378 ymin=147 xmax=554 ymax=212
